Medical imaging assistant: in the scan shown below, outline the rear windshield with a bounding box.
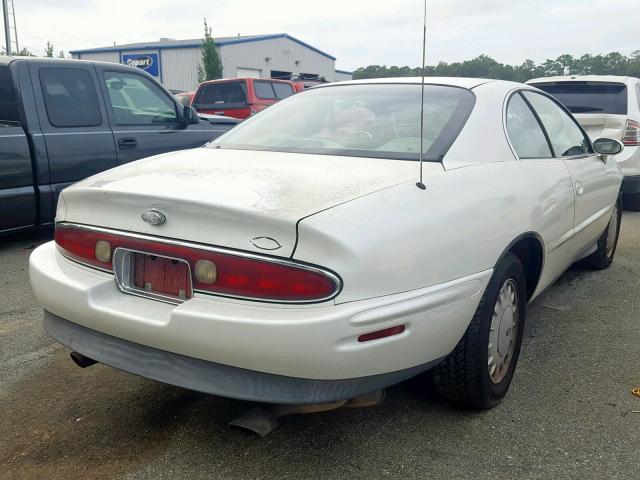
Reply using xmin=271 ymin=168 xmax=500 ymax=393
xmin=534 ymin=82 xmax=628 ymax=114
xmin=192 ymin=81 xmax=247 ymax=109
xmin=0 ymin=66 xmax=19 ymax=122
xmin=211 ymin=83 xmax=475 ymax=162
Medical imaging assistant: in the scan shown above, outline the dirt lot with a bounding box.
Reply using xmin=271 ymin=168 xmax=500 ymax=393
xmin=1 ymin=214 xmax=639 ymax=480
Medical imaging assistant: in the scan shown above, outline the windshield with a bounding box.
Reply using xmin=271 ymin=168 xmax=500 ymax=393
xmin=534 ymin=82 xmax=628 ymax=114
xmin=210 ymin=83 xmax=475 ymax=161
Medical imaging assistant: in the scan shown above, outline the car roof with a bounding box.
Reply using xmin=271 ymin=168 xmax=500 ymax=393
xmin=0 ymin=55 xmax=166 ymax=72
xmin=316 ymin=77 xmax=521 ymax=90
xmin=199 ymin=77 xmax=294 ymax=85
xmin=324 ymin=77 xmax=490 ymax=89
xmin=527 ymin=75 xmax=638 ymax=85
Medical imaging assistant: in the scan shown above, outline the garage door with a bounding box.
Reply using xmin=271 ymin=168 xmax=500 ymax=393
xmin=236 ymin=67 xmax=262 ymax=78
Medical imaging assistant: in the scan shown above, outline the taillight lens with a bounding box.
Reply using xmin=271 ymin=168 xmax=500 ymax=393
xmin=54 ymin=224 xmax=340 ymax=303
xmin=622 ymin=119 xmax=640 ymax=146
xmin=54 ymin=225 xmax=116 ymax=270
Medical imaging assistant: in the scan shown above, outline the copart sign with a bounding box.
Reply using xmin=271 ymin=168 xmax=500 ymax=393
xmin=121 ymin=53 xmax=159 ymax=77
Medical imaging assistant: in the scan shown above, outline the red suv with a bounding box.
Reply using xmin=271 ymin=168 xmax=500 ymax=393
xmin=191 ymin=78 xmax=302 ymax=119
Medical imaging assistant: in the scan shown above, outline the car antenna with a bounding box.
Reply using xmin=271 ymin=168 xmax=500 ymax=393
xmin=416 ymin=0 xmax=428 ymax=190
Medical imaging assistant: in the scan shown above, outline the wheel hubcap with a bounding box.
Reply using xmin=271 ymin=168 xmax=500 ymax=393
xmin=605 ymin=203 xmax=618 ymax=258
xmin=488 ymin=279 xmax=519 ymax=384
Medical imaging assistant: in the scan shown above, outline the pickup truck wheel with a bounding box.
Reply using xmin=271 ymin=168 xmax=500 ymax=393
xmin=433 ymin=253 xmax=526 ymax=409
xmin=585 ymin=200 xmax=621 ymax=270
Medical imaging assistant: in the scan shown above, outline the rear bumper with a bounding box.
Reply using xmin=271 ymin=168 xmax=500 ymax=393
xmin=30 ymin=240 xmax=490 ymax=382
xmin=44 ymin=311 xmax=441 ymax=404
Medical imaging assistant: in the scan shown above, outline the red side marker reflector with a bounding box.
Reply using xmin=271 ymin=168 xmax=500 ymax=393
xmin=357 ymin=325 xmax=406 ymax=343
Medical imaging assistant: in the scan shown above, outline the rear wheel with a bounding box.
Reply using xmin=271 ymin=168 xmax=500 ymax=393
xmin=585 ymin=200 xmax=621 ymax=270
xmin=434 ymin=254 xmax=526 ymax=409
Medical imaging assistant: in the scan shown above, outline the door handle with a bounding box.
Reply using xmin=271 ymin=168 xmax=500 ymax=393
xmin=118 ymin=137 xmax=137 ymax=150
xmin=575 ymin=180 xmax=584 ymax=197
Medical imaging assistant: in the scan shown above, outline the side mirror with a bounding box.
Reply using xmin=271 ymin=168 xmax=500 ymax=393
xmin=183 ymin=106 xmax=200 ymax=125
xmin=593 ymin=138 xmax=623 ymax=157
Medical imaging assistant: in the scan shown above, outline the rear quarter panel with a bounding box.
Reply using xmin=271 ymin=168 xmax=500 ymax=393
xmin=294 ymin=159 xmax=575 ymax=304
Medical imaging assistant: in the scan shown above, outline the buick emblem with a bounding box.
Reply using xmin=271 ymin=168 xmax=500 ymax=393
xmin=141 ymin=209 xmax=166 ymax=226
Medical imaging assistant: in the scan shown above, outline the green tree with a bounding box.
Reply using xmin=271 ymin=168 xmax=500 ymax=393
xmin=197 ymin=18 xmax=223 ymax=82
xmin=58 ymin=50 xmax=66 ymax=59
xmin=45 ymin=41 xmax=54 ymax=58
xmin=1 ymin=46 xmax=33 ymax=56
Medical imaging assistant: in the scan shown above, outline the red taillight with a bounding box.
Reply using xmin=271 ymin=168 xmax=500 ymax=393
xmin=54 ymin=224 xmax=340 ymax=303
xmin=54 ymin=225 xmax=115 ymax=270
xmin=622 ymin=119 xmax=640 ymax=146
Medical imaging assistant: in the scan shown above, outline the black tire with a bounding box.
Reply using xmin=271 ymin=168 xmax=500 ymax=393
xmin=433 ymin=253 xmax=526 ymax=409
xmin=622 ymin=192 xmax=640 ymax=211
xmin=585 ymin=200 xmax=622 ymax=270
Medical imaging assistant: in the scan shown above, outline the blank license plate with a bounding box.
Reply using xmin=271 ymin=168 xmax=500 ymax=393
xmin=132 ymin=253 xmax=192 ymax=300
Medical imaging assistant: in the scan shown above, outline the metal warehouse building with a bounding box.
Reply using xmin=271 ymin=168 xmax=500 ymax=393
xmin=70 ymin=33 xmax=352 ymax=92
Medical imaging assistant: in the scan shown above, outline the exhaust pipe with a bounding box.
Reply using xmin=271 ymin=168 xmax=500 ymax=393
xmin=229 ymin=390 xmax=385 ymax=437
xmin=70 ymin=351 xmax=97 ymax=368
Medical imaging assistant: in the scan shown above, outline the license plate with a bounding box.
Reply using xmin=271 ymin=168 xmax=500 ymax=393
xmin=113 ymin=249 xmax=192 ymax=304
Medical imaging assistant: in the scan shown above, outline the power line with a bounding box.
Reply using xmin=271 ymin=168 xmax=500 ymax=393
xmin=20 ymin=30 xmax=75 ymax=49
xmin=52 ymin=30 xmax=104 ymax=47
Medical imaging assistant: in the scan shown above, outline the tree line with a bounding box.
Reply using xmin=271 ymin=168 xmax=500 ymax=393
xmin=353 ymin=51 xmax=640 ymax=82
xmin=1 ymin=42 xmax=66 ymax=58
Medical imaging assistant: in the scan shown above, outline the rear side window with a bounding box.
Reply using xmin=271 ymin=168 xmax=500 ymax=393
xmin=534 ymin=81 xmax=628 ymax=115
xmin=193 ymin=81 xmax=247 ymax=108
xmin=636 ymin=84 xmax=640 ymax=111
xmin=506 ymin=93 xmax=552 ymax=159
xmin=523 ymin=91 xmax=593 ymax=157
xmin=253 ymin=81 xmax=294 ymax=100
xmin=39 ymin=68 xmax=102 ymax=127
xmin=0 ymin=66 xmax=19 ymax=122
xmin=254 ymin=81 xmax=277 ymax=100
xmin=272 ymin=82 xmax=294 ymax=99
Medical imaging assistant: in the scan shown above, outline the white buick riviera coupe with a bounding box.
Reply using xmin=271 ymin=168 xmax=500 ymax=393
xmin=30 ymin=78 xmax=623 ymax=409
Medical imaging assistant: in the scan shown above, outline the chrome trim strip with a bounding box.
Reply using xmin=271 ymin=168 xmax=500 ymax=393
xmin=55 ymin=222 xmax=343 ymax=304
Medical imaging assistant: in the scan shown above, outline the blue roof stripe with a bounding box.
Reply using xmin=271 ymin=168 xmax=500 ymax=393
xmin=70 ymin=33 xmax=336 ymax=60
xmin=335 ymin=69 xmax=353 ymax=75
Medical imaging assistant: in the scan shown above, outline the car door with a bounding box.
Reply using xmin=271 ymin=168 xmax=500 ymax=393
xmin=0 ymin=64 xmax=37 ymax=232
xmin=97 ymin=67 xmax=212 ymax=164
xmin=29 ymin=62 xmax=118 ymax=221
xmin=522 ymin=90 xmax=620 ymax=261
xmin=504 ymin=91 xmax=575 ymax=290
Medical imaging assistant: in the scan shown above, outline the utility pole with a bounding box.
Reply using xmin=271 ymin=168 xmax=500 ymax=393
xmin=9 ymin=0 xmax=17 ymax=52
xmin=2 ymin=0 xmax=10 ymax=55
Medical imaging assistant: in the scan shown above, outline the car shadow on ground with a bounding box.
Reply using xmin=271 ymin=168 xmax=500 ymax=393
xmin=0 ymin=228 xmax=52 ymax=253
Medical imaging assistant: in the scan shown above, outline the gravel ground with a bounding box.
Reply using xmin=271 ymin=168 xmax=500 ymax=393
xmin=1 ymin=214 xmax=639 ymax=480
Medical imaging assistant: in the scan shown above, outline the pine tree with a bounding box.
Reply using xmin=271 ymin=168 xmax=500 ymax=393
xmin=198 ymin=18 xmax=223 ymax=82
xmin=45 ymin=42 xmax=54 ymax=58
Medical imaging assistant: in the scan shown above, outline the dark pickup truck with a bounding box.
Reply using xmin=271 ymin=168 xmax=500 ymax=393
xmin=1 ymin=56 xmax=238 ymax=234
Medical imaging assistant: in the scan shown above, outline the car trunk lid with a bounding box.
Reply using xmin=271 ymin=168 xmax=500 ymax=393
xmin=60 ymin=148 xmax=421 ymax=257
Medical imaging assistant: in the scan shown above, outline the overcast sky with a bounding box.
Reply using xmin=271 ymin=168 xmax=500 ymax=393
xmin=4 ymin=0 xmax=639 ymax=70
